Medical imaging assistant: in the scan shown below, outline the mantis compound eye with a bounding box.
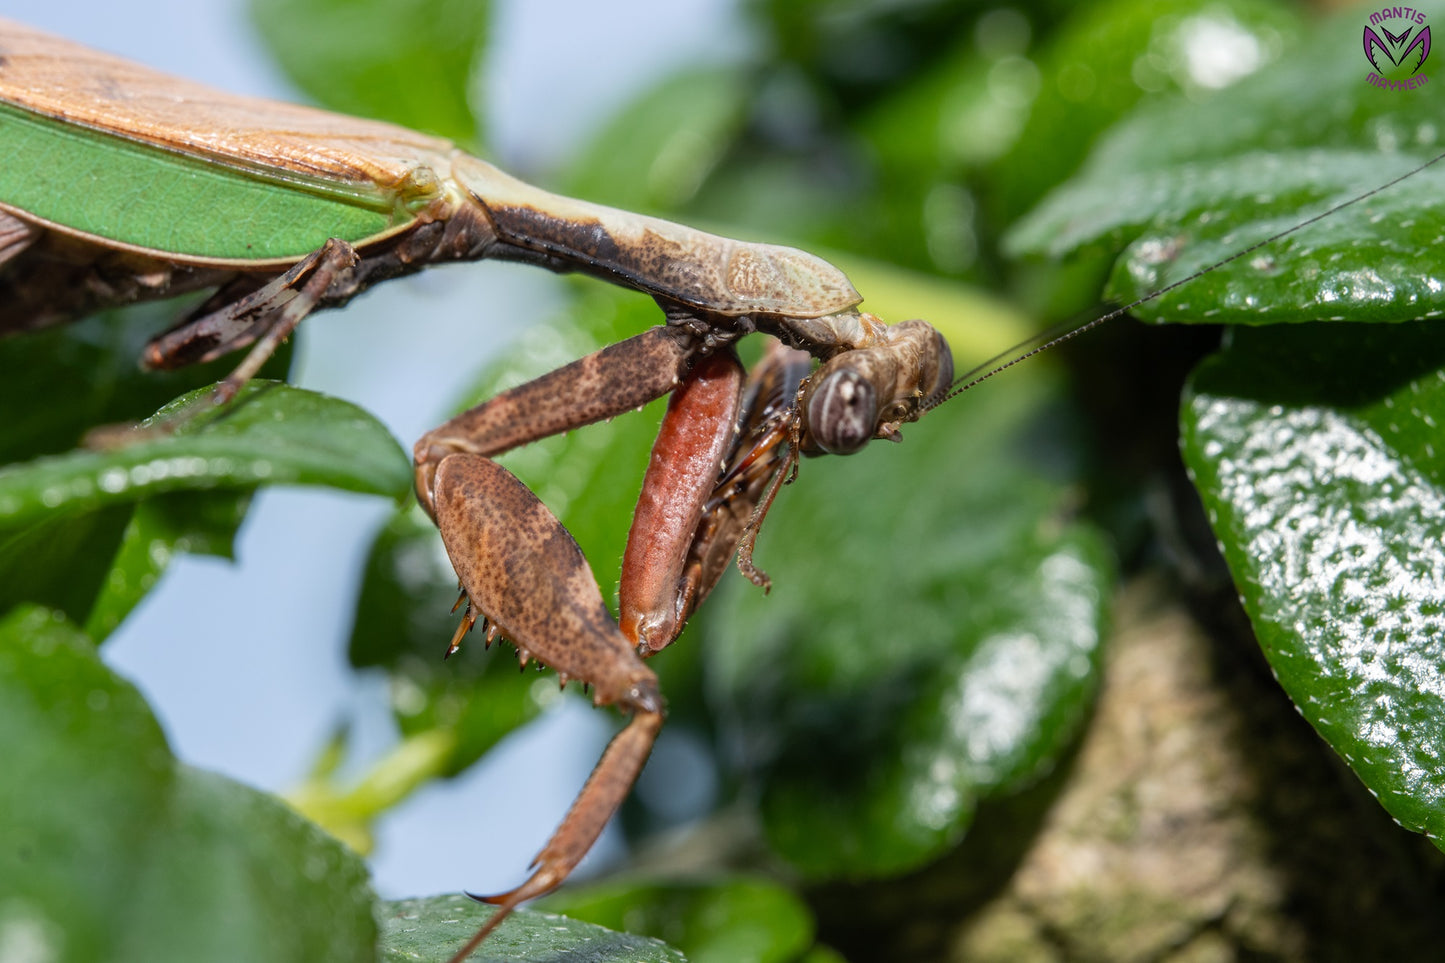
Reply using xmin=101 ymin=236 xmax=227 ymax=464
xmin=927 ymin=330 xmax=955 ymax=408
xmin=808 ymin=368 xmax=877 ymax=454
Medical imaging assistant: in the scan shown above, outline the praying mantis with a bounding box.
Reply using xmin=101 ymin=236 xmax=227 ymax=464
xmin=4 ymin=12 xmax=1444 ymax=963
xmin=0 ymin=17 xmax=954 ymax=959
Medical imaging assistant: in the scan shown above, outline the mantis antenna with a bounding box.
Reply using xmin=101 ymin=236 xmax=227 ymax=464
xmin=927 ymin=148 xmax=1445 ymax=413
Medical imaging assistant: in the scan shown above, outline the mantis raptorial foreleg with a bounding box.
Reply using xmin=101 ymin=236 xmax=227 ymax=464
xmin=413 ymin=324 xmax=766 ymax=958
xmin=430 ymin=450 xmax=666 ymax=960
xmin=618 ymin=350 xmax=750 ymax=653
xmin=412 ymin=324 xmax=702 ymax=503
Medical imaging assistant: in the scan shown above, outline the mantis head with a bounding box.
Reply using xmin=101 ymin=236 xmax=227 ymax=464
xmin=799 ymin=317 xmax=954 ymax=455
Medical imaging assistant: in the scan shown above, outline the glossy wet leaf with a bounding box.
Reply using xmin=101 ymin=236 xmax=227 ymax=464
xmin=0 ymin=605 xmax=376 ymax=962
xmin=251 ymin=0 xmax=490 ymax=148
xmin=1 ymin=379 xmax=404 ymax=634
xmin=709 ymin=365 xmax=1112 ymax=878
xmin=0 ymin=380 xmax=411 ymax=530
xmin=1013 ymin=149 xmax=1445 ymax=326
xmin=377 ymin=894 xmax=685 ymax=963
xmin=1181 ymin=323 xmax=1445 ymax=846
xmin=0 ymin=307 xmax=292 ymax=633
xmin=1006 ymin=1 xmax=1445 ymax=325
xmin=0 ymin=301 xmax=292 ymax=464
xmin=541 ymin=876 xmax=813 ymax=963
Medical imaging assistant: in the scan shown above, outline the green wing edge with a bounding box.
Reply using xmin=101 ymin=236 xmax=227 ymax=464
xmin=0 ymin=100 xmax=412 ymax=262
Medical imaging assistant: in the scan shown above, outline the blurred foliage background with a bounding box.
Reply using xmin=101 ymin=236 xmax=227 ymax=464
xmin=6 ymin=0 xmax=1445 ymax=960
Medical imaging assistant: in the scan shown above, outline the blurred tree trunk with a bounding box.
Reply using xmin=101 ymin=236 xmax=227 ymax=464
xmin=810 ymin=577 xmax=1445 ymax=962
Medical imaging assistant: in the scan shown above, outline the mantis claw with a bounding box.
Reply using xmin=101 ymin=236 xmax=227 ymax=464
xmin=443 ymin=598 xmax=476 ymax=659
xmin=442 ymin=707 xmax=665 ymax=963
xmin=486 ymin=708 xmax=664 ymax=906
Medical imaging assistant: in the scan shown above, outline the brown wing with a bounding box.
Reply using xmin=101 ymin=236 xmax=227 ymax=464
xmin=0 ymin=18 xmax=457 ymax=192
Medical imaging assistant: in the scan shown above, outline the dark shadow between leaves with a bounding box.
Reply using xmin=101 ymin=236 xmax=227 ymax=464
xmin=1189 ymin=321 xmax=1445 ymax=411
xmin=802 ymin=713 xmax=1088 ymax=962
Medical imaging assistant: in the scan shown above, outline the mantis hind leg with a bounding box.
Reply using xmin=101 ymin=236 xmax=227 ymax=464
xmin=0 ymin=211 xmax=38 ymax=269
xmin=79 ymin=239 xmax=359 ymax=449
xmin=142 ymin=238 xmax=360 ymax=404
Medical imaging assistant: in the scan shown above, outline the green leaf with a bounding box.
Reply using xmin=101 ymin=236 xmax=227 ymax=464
xmin=991 ymin=0 xmax=1300 ymax=225
xmin=1181 ymin=322 xmax=1445 ymax=847
xmin=0 ymin=605 xmax=376 ymax=962
xmin=250 ymin=0 xmax=490 ymax=147
xmin=541 ymin=876 xmax=814 ymax=963
xmin=561 ymin=67 xmax=750 ymax=215
xmin=82 ymin=491 xmax=252 ymax=641
xmin=0 ymin=306 xmax=293 ymax=633
xmin=0 ymin=381 xmax=405 ymax=633
xmin=113 ymin=767 xmax=374 ymax=963
xmin=1006 ymin=1 xmax=1445 ymax=325
xmin=0 ymin=301 xmax=292 ymax=465
xmin=1012 ymin=149 xmax=1445 ymax=325
xmin=0 ymin=505 xmax=135 ymax=631
xmin=708 ymin=364 xmax=1113 ymax=878
xmin=377 ymin=894 xmax=686 ymax=962
xmin=0 ymin=380 xmax=411 ymax=530
xmin=0 ymin=489 xmax=245 ymax=644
